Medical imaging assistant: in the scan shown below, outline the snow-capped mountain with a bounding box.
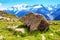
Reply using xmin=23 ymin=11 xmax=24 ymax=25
xmin=3 ymin=4 xmax=60 ymax=20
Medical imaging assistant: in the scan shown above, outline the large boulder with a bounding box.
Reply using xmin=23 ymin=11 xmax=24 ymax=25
xmin=20 ymin=12 xmax=50 ymax=31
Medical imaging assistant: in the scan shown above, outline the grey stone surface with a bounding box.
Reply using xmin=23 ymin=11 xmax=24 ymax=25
xmin=20 ymin=12 xmax=50 ymax=31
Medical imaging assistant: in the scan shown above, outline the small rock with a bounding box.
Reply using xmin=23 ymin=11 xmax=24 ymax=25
xmin=0 ymin=35 xmax=5 ymax=40
xmin=50 ymin=33 xmax=54 ymax=36
xmin=0 ymin=16 xmax=4 ymax=20
xmin=3 ymin=17 xmax=6 ymax=20
xmin=7 ymin=25 xmax=17 ymax=30
xmin=7 ymin=26 xmax=15 ymax=29
xmin=41 ymin=34 xmax=46 ymax=40
xmin=6 ymin=18 xmax=10 ymax=21
xmin=16 ymin=35 xmax=20 ymax=38
xmin=15 ymin=28 xmax=25 ymax=33
xmin=58 ymin=30 xmax=60 ymax=32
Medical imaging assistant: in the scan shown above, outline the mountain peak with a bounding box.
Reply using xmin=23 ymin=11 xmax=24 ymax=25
xmin=3 ymin=4 xmax=60 ymax=20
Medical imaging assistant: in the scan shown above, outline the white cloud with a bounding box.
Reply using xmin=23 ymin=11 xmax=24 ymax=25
xmin=0 ymin=7 xmax=7 ymax=11
xmin=13 ymin=4 xmax=30 ymax=14
xmin=13 ymin=4 xmax=28 ymax=8
xmin=13 ymin=4 xmax=30 ymax=11
xmin=34 ymin=5 xmax=42 ymax=8
xmin=48 ymin=7 xmax=52 ymax=10
xmin=8 ymin=8 xmax=13 ymax=10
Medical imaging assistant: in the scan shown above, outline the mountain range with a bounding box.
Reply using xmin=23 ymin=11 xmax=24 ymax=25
xmin=3 ymin=4 xmax=60 ymax=20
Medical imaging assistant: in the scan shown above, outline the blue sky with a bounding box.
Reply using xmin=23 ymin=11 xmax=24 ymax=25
xmin=0 ymin=0 xmax=60 ymax=8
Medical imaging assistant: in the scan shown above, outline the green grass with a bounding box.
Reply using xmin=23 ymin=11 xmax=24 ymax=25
xmin=3 ymin=12 xmax=17 ymax=18
xmin=0 ymin=11 xmax=60 ymax=40
xmin=0 ymin=20 xmax=60 ymax=40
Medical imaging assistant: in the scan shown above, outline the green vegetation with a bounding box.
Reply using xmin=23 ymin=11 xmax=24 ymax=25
xmin=0 ymin=20 xmax=60 ymax=40
xmin=3 ymin=11 xmax=18 ymax=18
xmin=0 ymin=12 xmax=60 ymax=40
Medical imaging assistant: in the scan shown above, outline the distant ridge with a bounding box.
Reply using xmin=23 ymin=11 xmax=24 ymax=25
xmin=3 ymin=4 xmax=60 ymax=20
xmin=0 ymin=11 xmax=17 ymax=18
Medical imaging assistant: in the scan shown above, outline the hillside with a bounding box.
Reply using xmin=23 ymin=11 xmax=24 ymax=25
xmin=0 ymin=11 xmax=18 ymax=18
xmin=0 ymin=11 xmax=60 ymax=40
